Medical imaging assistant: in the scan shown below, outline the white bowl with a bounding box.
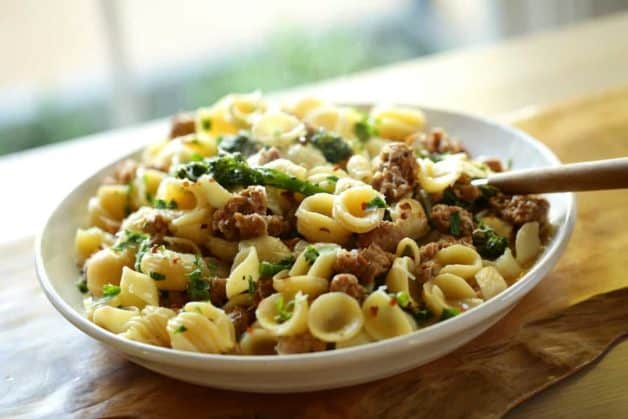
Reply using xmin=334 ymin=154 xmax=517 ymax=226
xmin=35 ymin=106 xmax=575 ymax=393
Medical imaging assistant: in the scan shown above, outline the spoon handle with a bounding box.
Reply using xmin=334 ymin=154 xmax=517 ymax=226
xmin=474 ymin=157 xmax=628 ymax=194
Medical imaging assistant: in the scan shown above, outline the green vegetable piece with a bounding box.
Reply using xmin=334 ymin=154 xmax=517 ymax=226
xmin=441 ymin=187 xmax=469 ymax=208
xmin=413 ymin=307 xmax=433 ymax=324
xmin=174 ymin=154 xmax=324 ymax=196
xmin=478 ymin=184 xmax=499 ymax=199
xmin=274 ymin=295 xmax=295 ymax=323
xmin=218 ymin=133 xmax=261 ymax=156
xmin=102 ymin=283 xmax=121 ymax=297
xmin=396 ymin=291 xmax=410 ymax=308
xmin=440 ymin=307 xmax=461 ymax=320
xmin=472 ymin=224 xmax=508 ymax=259
xmin=150 ymin=272 xmax=166 ymax=281
xmin=354 ymin=117 xmax=377 ymax=142
xmin=76 ymin=277 xmax=88 ymax=294
xmin=154 ymin=199 xmax=177 ymax=209
xmin=189 ymin=153 xmax=204 ymax=162
xmin=113 ymin=230 xmax=148 ymax=252
xmin=449 ymin=211 xmax=461 ymax=237
xmin=303 ymin=245 xmax=320 ymax=264
xmin=309 ymin=130 xmax=353 ymax=163
xmin=174 ymin=325 xmax=188 ymax=334
xmin=365 ymin=196 xmax=387 ymax=210
xmin=201 ymin=118 xmax=212 ymax=131
xmin=259 ymin=257 xmax=295 ymax=277
xmin=186 ymin=256 xmax=210 ymax=301
xmin=134 ymin=239 xmax=152 ymax=272
xmin=247 ymin=275 xmax=257 ymax=296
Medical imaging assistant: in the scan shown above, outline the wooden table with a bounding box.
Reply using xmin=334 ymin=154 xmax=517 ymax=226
xmin=2 ymin=13 xmax=628 ymax=418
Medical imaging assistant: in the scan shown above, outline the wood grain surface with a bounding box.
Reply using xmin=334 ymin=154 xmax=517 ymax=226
xmin=2 ymin=87 xmax=628 ymax=419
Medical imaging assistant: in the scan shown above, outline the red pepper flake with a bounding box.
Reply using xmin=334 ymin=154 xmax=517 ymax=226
xmin=389 ymin=296 xmax=398 ymax=306
xmin=360 ymin=202 xmax=368 ymax=211
xmin=246 ymin=327 xmax=254 ymax=334
xmin=369 ymin=306 xmax=379 ymax=317
xmin=172 ymin=257 xmax=180 ymax=264
xmin=200 ymin=223 xmax=208 ymax=229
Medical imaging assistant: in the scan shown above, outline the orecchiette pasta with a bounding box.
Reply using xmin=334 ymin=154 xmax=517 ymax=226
xmin=122 ymin=306 xmax=176 ymax=347
xmin=226 ymin=246 xmax=260 ymax=299
xmin=362 ymin=288 xmax=417 ymax=340
xmin=436 ymin=244 xmax=483 ymax=280
xmin=296 ymin=193 xmax=351 ymax=245
xmin=332 ymin=186 xmax=385 ymax=233
xmin=75 ymin=93 xmax=552 ymax=355
xmin=515 ymin=222 xmax=542 ymax=265
xmin=167 ymin=301 xmax=235 ymax=353
xmin=308 ymin=292 xmax=363 ymax=342
xmin=256 ymin=292 xmax=309 ymax=337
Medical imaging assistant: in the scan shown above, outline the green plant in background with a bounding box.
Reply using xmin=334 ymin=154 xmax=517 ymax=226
xmin=0 ymin=23 xmax=426 ymax=156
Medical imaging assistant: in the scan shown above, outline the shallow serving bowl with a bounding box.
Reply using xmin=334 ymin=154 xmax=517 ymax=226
xmin=35 ymin=105 xmax=576 ymax=393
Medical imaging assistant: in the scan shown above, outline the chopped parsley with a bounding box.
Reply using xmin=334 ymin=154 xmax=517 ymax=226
xmin=449 ymin=211 xmax=461 ymax=237
xmin=365 ymin=196 xmax=387 ymax=210
xmin=440 ymin=307 xmax=461 ymax=320
xmin=154 ymin=199 xmax=178 ymax=209
xmin=274 ymin=295 xmax=295 ymax=323
xmin=326 ymin=175 xmax=339 ymax=183
xmin=441 ymin=188 xmax=469 ymax=208
xmin=247 ymin=275 xmax=257 ymax=296
xmin=174 ymin=325 xmax=188 ymax=334
xmin=113 ymin=230 xmax=148 ymax=252
xmin=134 ymin=239 xmax=153 ymax=272
xmin=149 ymin=271 xmax=166 ymax=281
xmin=185 ymin=256 xmax=210 ymax=301
xmin=259 ymin=257 xmax=296 ymax=277
xmin=75 ymin=277 xmax=88 ymax=294
xmin=303 ymin=245 xmax=320 ymax=264
xmin=102 ymin=283 xmax=121 ymax=297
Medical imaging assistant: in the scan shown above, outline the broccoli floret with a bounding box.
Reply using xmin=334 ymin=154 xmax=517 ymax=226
xmin=472 ymin=224 xmax=508 ymax=259
xmin=174 ymin=154 xmax=324 ymax=196
xmin=218 ymin=133 xmax=261 ymax=156
xmin=310 ymin=130 xmax=353 ymax=163
xmin=354 ymin=117 xmax=377 ymax=142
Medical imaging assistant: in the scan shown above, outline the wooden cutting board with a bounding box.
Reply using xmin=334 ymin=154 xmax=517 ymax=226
xmin=1 ymin=87 xmax=628 ymax=418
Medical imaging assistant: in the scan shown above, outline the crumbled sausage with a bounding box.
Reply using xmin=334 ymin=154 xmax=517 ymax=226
xmin=416 ymin=128 xmax=467 ymax=154
xmin=253 ymin=277 xmax=275 ymax=305
xmin=416 ymin=260 xmax=441 ymax=284
xmin=453 ymin=183 xmax=481 ymax=203
xmin=419 ymin=235 xmax=473 ymax=260
xmin=276 ymin=332 xmax=327 ymax=354
xmin=334 ymin=244 xmax=394 ymax=286
xmin=489 ymin=195 xmax=549 ymax=226
xmin=257 ymin=147 xmax=281 ymax=165
xmin=482 ymin=157 xmax=504 ymax=172
xmin=212 ymin=186 xmax=289 ymax=240
xmin=141 ymin=213 xmax=171 ymax=238
xmin=169 ymin=113 xmax=196 ymax=139
xmin=103 ymin=159 xmax=138 ymax=185
xmin=430 ymin=204 xmax=474 ymax=237
xmin=329 ymin=273 xmax=367 ymax=302
xmin=225 ymin=305 xmax=253 ymax=339
xmin=371 ymin=143 xmax=419 ymax=202
xmin=356 ymin=221 xmax=407 ymax=253
xmin=209 ymin=277 xmax=227 ymax=307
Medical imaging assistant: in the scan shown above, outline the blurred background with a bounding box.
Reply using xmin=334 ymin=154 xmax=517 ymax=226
xmin=1 ymin=0 xmax=627 ymax=157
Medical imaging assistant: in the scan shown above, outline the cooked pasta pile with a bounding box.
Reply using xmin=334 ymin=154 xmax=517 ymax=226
xmin=75 ymin=92 xmax=551 ymax=355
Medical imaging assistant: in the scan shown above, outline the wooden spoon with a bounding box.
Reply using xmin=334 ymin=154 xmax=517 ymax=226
xmin=471 ymin=157 xmax=628 ymax=194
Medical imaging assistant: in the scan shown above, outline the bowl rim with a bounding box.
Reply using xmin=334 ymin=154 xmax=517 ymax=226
xmin=34 ymin=104 xmax=576 ymax=369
